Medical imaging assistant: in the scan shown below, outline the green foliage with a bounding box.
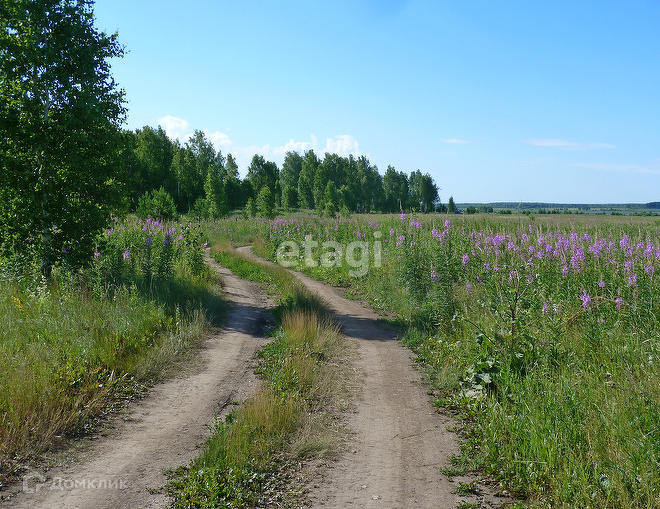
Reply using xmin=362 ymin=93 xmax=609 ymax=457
xmin=136 ymin=187 xmax=178 ymax=221
xmin=256 ymin=187 xmax=275 ymax=219
xmin=0 ymin=218 xmax=217 ymax=481
xmin=0 ymin=0 xmax=127 ymax=274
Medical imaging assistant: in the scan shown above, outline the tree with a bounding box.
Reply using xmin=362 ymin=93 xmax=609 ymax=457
xmin=223 ymin=153 xmax=242 ymax=210
xmin=323 ymin=181 xmax=339 ymax=217
xmin=133 ymin=125 xmax=176 ymax=202
xmin=383 ymin=166 xmax=409 ymax=212
xmin=280 ymin=151 xmax=303 ymax=191
xmin=297 ymin=150 xmax=319 ymax=209
xmin=247 ymin=154 xmax=278 ymax=197
xmin=204 ymin=170 xmax=228 ymax=218
xmin=419 ymin=174 xmax=438 ymax=213
xmin=281 ymin=184 xmax=298 ymax=210
xmin=136 ymin=187 xmax=177 ymax=221
xmin=0 ymin=0 xmax=127 ymax=275
xmin=448 ymin=196 xmax=456 ymax=214
xmin=256 ymin=186 xmax=275 ymax=219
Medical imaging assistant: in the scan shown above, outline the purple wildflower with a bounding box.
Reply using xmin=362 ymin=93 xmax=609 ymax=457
xmin=580 ymin=293 xmax=592 ymax=310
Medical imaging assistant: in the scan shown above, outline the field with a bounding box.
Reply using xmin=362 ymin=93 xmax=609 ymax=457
xmin=4 ymin=211 xmax=660 ymax=507
xmin=220 ymin=211 xmax=660 ymax=508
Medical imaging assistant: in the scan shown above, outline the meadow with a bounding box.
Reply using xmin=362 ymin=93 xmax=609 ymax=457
xmin=0 ymin=218 xmax=218 ymax=483
xmin=222 ymin=211 xmax=660 ymax=508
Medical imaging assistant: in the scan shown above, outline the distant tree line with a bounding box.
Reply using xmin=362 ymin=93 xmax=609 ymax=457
xmin=120 ymin=127 xmax=442 ymax=219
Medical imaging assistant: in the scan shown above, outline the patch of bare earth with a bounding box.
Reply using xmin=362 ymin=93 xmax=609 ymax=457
xmin=0 ymin=254 xmax=271 ymax=509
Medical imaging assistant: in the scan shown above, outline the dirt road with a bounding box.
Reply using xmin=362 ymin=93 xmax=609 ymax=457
xmin=2 ymin=248 xmax=504 ymax=509
xmin=0 ymin=254 xmax=270 ymax=509
xmin=237 ymin=246 xmax=502 ymax=509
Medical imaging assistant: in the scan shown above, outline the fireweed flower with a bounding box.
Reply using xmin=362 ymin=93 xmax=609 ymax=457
xmin=615 ymin=297 xmax=624 ymax=311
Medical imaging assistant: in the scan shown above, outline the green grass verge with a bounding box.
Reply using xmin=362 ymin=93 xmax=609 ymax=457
xmin=0 ymin=256 xmax=223 ymax=485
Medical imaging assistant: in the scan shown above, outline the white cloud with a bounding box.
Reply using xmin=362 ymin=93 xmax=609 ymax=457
xmin=322 ymin=135 xmax=360 ymax=157
xmin=158 ymin=116 xmax=232 ymax=152
xmin=206 ymin=130 xmax=232 ymax=149
xmin=273 ymin=134 xmax=318 ymax=156
xmin=159 ymin=115 xmax=191 ymax=144
xmin=442 ymin=138 xmax=471 ymax=144
xmin=571 ymin=162 xmax=660 ymax=175
xmin=526 ymin=139 xmax=615 ymax=149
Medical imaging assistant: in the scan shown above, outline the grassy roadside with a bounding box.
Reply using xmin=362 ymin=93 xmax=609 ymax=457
xmin=166 ymin=241 xmax=353 ymax=508
xmin=0 ymin=219 xmax=221 ymax=487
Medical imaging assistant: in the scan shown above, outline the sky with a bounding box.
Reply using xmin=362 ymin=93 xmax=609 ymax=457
xmin=93 ymin=0 xmax=660 ymax=204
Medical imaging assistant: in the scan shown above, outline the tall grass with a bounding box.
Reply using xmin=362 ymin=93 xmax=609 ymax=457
xmin=0 ymin=218 xmax=217 ymax=483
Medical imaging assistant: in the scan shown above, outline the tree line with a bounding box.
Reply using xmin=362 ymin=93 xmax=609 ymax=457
xmin=122 ymin=126 xmax=441 ymax=220
xmin=0 ymin=0 xmax=441 ymax=275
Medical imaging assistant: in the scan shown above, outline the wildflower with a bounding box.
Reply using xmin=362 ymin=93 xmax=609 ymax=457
xmin=615 ymin=297 xmax=623 ymax=311
xmin=146 ymin=237 xmax=153 ymax=246
xmin=94 ymin=251 xmax=100 ymax=258
xmin=123 ymin=251 xmax=130 ymax=260
xmin=645 ymin=265 xmax=654 ymax=276
xmin=462 ymin=254 xmax=470 ymax=266
xmin=542 ymin=303 xmax=549 ymax=314
xmin=444 ymin=219 xmax=450 ymax=228
xmin=400 ymin=213 xmax=406 ymax=221
xmin=580 ymin=293 xmax=592 ymax=310
xmin=465 ymin=282 xmax=473 ymax=292
xmin=628 ymin=273 xmax=638 ymax=286
xmin=430 ymin=269 xmax=439 ymax=282
xmin=390 ymin=228 xmax=395 ymax=236
xmin=598 ymin=281 xmax=606 ymax=288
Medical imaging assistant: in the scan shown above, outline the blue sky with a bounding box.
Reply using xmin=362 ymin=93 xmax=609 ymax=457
xmin=94 ymin=0 xmax=660 ymax=203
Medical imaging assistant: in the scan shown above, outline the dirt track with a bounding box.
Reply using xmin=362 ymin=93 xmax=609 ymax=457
xmin=236 ymin=246 xmax=502 ymax=508
xmin=1 ymin=248 xmax=503 ymax=508
xmin=0 ymin=254 xmax=270 ymax=509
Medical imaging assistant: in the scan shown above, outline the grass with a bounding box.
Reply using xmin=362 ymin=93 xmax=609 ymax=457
xmin=0 ymin=219 xmax=221 ymax=485
xmin=166 ymin=240 xmax=353 ymax=508
xmin=217 ymin=212 xmax=660 ymax=508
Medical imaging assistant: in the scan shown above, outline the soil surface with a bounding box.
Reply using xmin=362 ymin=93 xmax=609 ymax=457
xmin=236 ymin=246 xmax=506 ymax=509
xmin=1 ymin=248 xmax=507 ymax=509
xmin=0 ymin=254 xmax=271 ymax=509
